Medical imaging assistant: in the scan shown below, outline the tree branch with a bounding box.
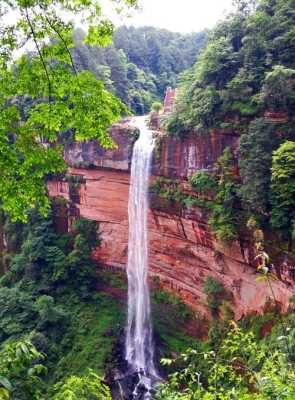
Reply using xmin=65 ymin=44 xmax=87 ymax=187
xmin=24 ymin=7 xmax=52 ymax=136
xmin=40 ymin=8 xmax=78 ymax=76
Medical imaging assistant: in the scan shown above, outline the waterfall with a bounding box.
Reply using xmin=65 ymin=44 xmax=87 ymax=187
xmin=125 ymin=116 xmax=158 ymax=396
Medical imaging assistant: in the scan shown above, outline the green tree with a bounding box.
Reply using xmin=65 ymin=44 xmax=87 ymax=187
xmin=0 ymin=288 xmax=35 ymax=342
xmin=260 ymin=65 xmax=295 ymax=112
xmin=0 ymin=340 xmax=46 ymax=400
xmin=0 ymin=0 xmax=137 ymax=222
xmin=239 ymin=119 xmax=282 ymax=214
xmin=2 ymin=214 xmax=99 ymax=295
xmin=188 ymin=171 xmax=217 ymax=195
xmin=34 ymin=295 xmax=67 ymax=329
xmin=52 ymin=371 xmax=111 ymax=400
xmin=271 ymin=141 xmax=295 ymax=250
xmin=70 ymin=26 xmax=207 ymax=115
xmin=151 ymin=102 xmax=162 ymax=112
xmin=209 ymin=148 xmax=242 ymax=243
xmin=156 ymin=324 xmax=295 ymax=400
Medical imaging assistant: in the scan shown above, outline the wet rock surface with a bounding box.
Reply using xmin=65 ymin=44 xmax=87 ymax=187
xmin=152 ymin=129 xmax=240 ymax=179
xmin=107 ymin=334 xmax=159 ymax=400
xmin=111 ymin=373 xmax=158 ymax=400
xmin=48 ymin=124 xmax=295 ymax=319
xmin=48 ymin=165 xmax=294 ymax=319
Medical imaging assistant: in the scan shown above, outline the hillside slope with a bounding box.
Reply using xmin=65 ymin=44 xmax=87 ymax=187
xmin=72 ymin=26 xmax=207 ymax=114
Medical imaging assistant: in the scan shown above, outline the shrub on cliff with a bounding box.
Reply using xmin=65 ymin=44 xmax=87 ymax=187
xmin=271 ymin=141 xmax=295 ymax=250
xmin=203 ymin=277 xmax=232 ymax=317
xmin=188 ymin=171 xmax=217 ymax=195
xmin=209 ymin=148 xmax=243 ymax=243
xmin=239 ymin=119 xmax=283 ymax=215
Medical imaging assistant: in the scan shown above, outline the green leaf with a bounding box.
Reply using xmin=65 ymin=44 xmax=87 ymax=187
xmin=0 ymin=377 xmax=12 ymax=391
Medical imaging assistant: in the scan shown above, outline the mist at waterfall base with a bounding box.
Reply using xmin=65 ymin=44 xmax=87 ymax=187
xmin=123 ymin=116 xmax=159 ymax=399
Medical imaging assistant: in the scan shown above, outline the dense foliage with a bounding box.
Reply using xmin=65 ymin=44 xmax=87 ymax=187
xmin=188 ymin=171 xmax=217 ymax=195
xmin=271 ymin=141 xmax=295 ymax=249
xmin=0 ymin=211 xmax=205 ymax=398
xmin=166 ymin=0 xmax=295 ymax=135
xmin=52 ymin=371 xmax=111 ymax=400
xmin=165 ymin=0 xmax=295 ymax=247
xmin=72 ymin=26 xmax=207 ymax=115
xmin=0 ymin=0 xmax=138 ymax=222
xmin=156 ymin=322 xmax=295 ymax=399
xmin=0 ymin=212 xmax=123 ymax=398
xmin=0 ymin=340 xmax=46 ymax=399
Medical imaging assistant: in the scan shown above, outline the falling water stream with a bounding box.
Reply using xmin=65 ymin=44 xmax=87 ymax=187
xmin=125 ymin=116 xmax=158 ymax=398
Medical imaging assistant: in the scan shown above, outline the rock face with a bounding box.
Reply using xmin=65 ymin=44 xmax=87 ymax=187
xmin=152 ymin=129 xmax=240 ymax=179
xmin=64 ymin=121 xmax=135 ymax=171
xmin=48 ymin=125 xmax=294 ymax=319
xmin=163 ymin=87 xmax=177 ymax=114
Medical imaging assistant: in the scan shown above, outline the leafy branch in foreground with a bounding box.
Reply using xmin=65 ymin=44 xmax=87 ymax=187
xmin=0 ymin=340 xmax=46 ymax=399
xmin=52 ymin=371 xmax=111 ymax=400
xmin=0 ymin=339 xmax=112 ymax=399
xmin=0 ymin=0 xmax=137 ymax=221
xmin=156 ymin=323 xmax=295 ymax=400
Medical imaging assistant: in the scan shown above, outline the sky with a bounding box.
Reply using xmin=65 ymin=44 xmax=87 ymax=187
xmin=5 ymin=0 xmax=235 ymax=35
xmin=108 ymin=0 xmax=235 ymax=33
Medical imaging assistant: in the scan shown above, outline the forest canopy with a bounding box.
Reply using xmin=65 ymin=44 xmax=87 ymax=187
xmin=166 ymin=0 xmax=295 ymax=136
xmin=72 ymin=26 xmax=207 ymax=115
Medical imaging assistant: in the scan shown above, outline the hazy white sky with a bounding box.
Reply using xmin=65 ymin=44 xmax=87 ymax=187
xmin=111 ymin=0 xmax=234 ymax=33
xmin=5 ymin=0 xmax=234 ymax=37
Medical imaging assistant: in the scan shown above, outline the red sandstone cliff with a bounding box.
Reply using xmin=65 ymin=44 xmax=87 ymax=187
xmin=64 ymin=120 xmax=136 ymax=171
xmin=152 ymin=129 xmax=240 ymax=179
xmin=47 ymin=124 xmax=294 ymax=319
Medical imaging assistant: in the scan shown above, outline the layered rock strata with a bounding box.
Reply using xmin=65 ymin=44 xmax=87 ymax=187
xmin=48 ymin=126 xmax=294 ymax=318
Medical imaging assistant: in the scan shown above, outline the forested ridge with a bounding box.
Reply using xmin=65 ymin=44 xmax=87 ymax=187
xmin=72 ymin=26 xmax=207 ymax=114
xmin=165 ymin=0 xmax=295 ymax=251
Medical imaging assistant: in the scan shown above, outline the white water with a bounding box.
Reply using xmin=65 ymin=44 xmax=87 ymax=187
xmin=125 ymin=116 xmax=158 ymax=396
